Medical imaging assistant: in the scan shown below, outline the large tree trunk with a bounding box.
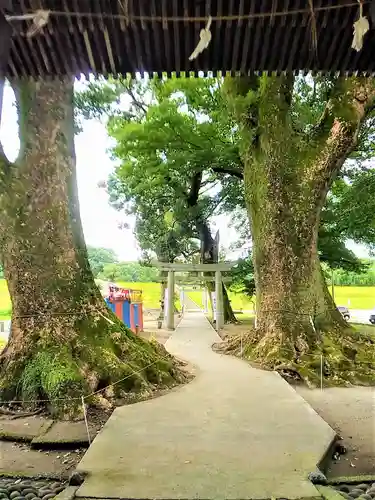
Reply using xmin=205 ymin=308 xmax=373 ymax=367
xmin=247 ymin=164 xmax=346 ymax=352
xmin=199 ymin=221 xmax=236 ymax=323
xmin=185 ymin=171 xmax=236 ymax=323
xmin=222 ymin=76 xmax=375 ymax=385
xmin=0 ymin=79 xmax=185 ymax=417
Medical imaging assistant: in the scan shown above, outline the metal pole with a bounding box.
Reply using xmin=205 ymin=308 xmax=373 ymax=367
xmin=215 ymin=270 xmax=224 ymax=331
xmin=167 ymin=270 xmax=175 ymax=330
xmin=331 ymin=268 xmax=335 ymax=302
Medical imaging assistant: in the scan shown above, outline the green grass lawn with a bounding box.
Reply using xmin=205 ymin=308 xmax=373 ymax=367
xmin=187 ymin=290 xmax=254 ymax=311
xmin=117 ymin=281 xmax=161 ymax=310
xmin=188 ymin=286 xmax=375 ymax=311
xmin=0 ymin=279 xmax=11 ymax=319
xmin=331 ymin=286 xmax=375 ymax=309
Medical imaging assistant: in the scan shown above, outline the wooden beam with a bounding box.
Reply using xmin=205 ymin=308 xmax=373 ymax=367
xmin=153 ymin=262 xmax=234 ymax=271
xmin=158 ymin=276 xmax=232 ymax=284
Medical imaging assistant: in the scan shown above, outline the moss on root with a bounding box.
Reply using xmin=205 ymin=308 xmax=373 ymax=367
xmin=0 ymin=309 xmax=188 ymax=418
xmin=216 ymin=325 xmax=375 ymax=387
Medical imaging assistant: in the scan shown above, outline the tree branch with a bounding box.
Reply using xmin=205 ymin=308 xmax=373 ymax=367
xmin=124 ymin=84 xmax=148 ymax=116
xmin=181 ymin=248 xmax=200 ymax=260
xmin=306 ymin=78 xmax=375 ymax=206
xmin=310 ymin=105 xmax=333 ymax=139
xmin=211 ymin=165 xmax=243 ymax=179
xmin=187 ymin=172 xmax=203 ymax=207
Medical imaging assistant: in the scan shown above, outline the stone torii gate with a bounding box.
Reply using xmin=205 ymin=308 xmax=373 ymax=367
xmin=155 ymin=262 xmax=234 ymax=332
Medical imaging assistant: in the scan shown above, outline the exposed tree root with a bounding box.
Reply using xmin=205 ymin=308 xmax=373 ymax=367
xmin=0 ymin=310 xmax=190 ymax=419
xmin=214 ymin=326 xmax=375 ymax=387
xmin=0 ymin=407 xmax=43 ymax=419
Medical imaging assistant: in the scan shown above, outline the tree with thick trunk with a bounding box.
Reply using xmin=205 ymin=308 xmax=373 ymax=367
xmin=78 ymin=77 xmax=240 ymax=322
xmin=186 ymin=171 xmax=236 ymax=322
xmin=0 ymin=79 xmax=186 ymax=417
xmin=198 ymin=220 xmax=236 ymax=323
xmin=222 ymin=76 xmax=375 ymax=385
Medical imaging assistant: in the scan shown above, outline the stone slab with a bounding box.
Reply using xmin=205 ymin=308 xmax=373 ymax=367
xmin=54 ymin=486 xmax=78 ymax=500
xmin=0 ymin=441 xmax=72 ymax=478
xmin=76 ymin=311 xmax=335 ymax=500
xmin=317 ymin=485 xmax=347 ymax=500
xmin=0 ymin=417 xmax=53 ymax=442
xmin=32 ymin=421 xmax=93 ymax=446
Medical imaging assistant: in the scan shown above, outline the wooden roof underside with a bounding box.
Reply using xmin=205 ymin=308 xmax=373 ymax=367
xmin=3 ymin=0 xmax=375 ymax=79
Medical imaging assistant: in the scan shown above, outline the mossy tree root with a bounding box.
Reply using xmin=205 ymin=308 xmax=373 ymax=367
xmin=215 ymin=326 xmax=375 ymax=387
xmin=0 ymin=311 xmax=188 ymax=418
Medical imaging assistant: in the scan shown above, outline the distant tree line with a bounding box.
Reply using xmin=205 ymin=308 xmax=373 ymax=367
xmin=327 ymin=260 xmax=375 ymax=286
xmin=1 ymin=247 xmax=374 ymax=287
xmin=87 ymin=246 xmax=159 ymax=282
xmin=98 ymin=262 xmax=159 ymax=282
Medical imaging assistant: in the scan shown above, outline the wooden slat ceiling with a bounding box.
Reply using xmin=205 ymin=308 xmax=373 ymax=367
xmin=3 ymin=0 xmax=375 ymax=79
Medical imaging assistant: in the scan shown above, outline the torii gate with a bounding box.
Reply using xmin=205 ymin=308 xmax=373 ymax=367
xmin=155 ymin=262 xmax=234 ymax=332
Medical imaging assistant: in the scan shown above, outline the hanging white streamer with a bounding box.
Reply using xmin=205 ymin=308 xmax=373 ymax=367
xmin=352 ymin=1 xmax=369 ymax=52
xmin=5 ymin=9 xmax=50 ymax=38
xmin=189 ymin=16 xmax=212 ymax=61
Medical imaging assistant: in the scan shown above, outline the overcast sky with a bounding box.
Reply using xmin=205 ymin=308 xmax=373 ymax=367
xmin=0 ymin=82 xmax=370 ymax=261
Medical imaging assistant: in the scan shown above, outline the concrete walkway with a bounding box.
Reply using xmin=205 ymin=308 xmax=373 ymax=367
xmin=76 ymin=312 xmax=335 ymax=500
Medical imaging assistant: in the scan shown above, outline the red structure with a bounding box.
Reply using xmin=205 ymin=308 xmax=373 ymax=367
xmin=105 ymin=284 xmax=143 ymax=334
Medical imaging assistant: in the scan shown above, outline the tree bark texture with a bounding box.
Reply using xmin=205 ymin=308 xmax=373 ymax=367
xmin=0 ymin=79 xmax=185 ymax=416
xmin=186 ymin=171 xmax=236 ymax=323
xmin=225 ymin=76 xmax=375 ymax=384
xmin=199 ymin=221 xmax=236 ymax=323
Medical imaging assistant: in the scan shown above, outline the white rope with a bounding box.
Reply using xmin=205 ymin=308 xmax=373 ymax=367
xmin=81 ymin=396 xmax=91 ymax=445
xmin=5 ymin=10 xmax=50 ymax=38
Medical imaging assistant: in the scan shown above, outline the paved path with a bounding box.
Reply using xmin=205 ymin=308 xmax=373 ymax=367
xmin=183 ymin=294 xmax=202 ymax=311
xmin=76 ymin=311 xmax=335 ymax=500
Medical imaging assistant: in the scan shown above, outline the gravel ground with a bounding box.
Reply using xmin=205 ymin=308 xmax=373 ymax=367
xmin=0 ymin=478 xmax=66 ymax=500
xmin=335 ymin=482 xmax=375 ymax=499
xmin=295 ymin=386 xmax=375 ymax=478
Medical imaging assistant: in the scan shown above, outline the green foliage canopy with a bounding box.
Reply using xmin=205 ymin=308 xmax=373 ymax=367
xmin=75 ymin=76 xmax=375 ymax=284
xmin=99 ymin=261 xmax=159 ymax=282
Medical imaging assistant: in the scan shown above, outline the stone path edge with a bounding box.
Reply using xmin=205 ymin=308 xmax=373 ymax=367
xmin=0 ymin=471 xmax=65 ymax=480
xmin=270 ymin=373 xmax=338 ymax=477
xmin=317 ymin=485 xmax=347 ymax=500
xmin=327 ymin=475 xmax=375 ymax=485
xmin=0 ymin=419 xmax=53 ymax=443
xmin=212 ymin=333 xmax=339 ymax=483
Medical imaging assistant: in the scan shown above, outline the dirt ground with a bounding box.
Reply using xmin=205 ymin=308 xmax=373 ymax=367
xmin=295 ymin=386 xmax=375 ymax=478
xmin=221 ymin=319 xmax=375 ymax=479
xmin=140 ymin=308 xmax=180 ymax=344
xmin=0 ymin=440 xmax=86 ymax=478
